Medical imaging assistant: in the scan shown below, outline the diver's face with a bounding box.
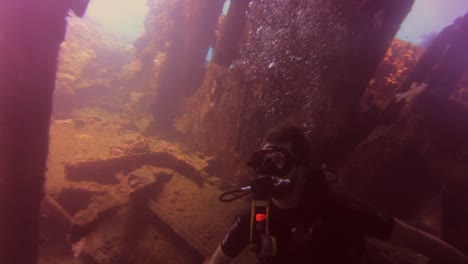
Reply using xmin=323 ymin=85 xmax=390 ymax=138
xmin=262 ymin=141 xmax=294 ymax=169
xmin=262 ymin=141 xmax=296 ymax=176
xmin=262 ymin=141 xmax=304 ymax=199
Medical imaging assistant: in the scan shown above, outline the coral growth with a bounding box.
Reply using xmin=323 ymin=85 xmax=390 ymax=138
xmin=451 ymin=70 xmax=468 ymax=106
xmin=363 ymin=38 xmax=425 ymax=110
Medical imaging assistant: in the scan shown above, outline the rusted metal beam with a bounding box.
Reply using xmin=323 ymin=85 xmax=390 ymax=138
xmin=65 ymin=151 xmax=204 ymax=185
xmin=0 ymin=1 xmax=90 ymax=261
xmin=0 ymin=0 xmax=78 ymax=263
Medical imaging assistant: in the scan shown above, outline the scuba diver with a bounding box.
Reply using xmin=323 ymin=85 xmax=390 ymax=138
xmin=209 ymin=123 xmax=468 ymax=264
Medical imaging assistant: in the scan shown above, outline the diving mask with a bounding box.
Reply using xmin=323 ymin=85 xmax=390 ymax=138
xmin=247 ymin=146 xmax=294 ymax=177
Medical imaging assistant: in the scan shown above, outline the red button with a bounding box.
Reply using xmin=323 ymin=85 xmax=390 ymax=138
xmin=256 ymin=213 xmax=267 ymax=222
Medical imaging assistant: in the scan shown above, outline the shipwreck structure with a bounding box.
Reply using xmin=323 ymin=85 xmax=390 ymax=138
xmin=0 ymin=0 xmax=90 ymax=263
xmin=0 ymin=0 xmax=467 ymax=263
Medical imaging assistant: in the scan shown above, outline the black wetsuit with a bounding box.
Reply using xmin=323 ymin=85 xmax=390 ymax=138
xmin=220 ymin=180 xmax=394 ymax=263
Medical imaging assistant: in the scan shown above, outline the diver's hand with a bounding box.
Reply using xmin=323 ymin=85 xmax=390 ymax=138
xmin=258 ymin=234 xmax=278 ymax=262
xmin=260 ymin=235 xmax=274 ymax=257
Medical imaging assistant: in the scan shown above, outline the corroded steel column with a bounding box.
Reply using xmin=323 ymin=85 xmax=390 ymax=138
xmin=141 ymin=0 xmax=225 ymax=131
xmin=212 ymin=0 xmax=251 ymax=67
xmin=0 ymin=1 xmax=88 ymax=263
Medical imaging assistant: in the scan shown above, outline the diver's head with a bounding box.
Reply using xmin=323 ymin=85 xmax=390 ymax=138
xmin=249 ymin=123 xmax=312 ymax=199
xmin=262 ymin=122 xmax=311 ymax=167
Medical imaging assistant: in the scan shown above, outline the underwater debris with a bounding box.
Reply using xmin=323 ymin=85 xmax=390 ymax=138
xmin=69 ymin=168 xmax=166 ymax=243
xmin=65 ymin=151 xmax=203 ymax=185
xmin=109 ymin=135 xmax=151 ymax=156
xmin=72 ymin=237 xmax=86 ymax=258
xmin=74 ymin=133 xmax=93 ymax=140
xmin=54 ymin=119 xmax=74 ymax=125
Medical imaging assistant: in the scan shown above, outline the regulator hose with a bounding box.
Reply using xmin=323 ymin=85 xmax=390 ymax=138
xmin=219 ymin=186 xmax=251 ymax=202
